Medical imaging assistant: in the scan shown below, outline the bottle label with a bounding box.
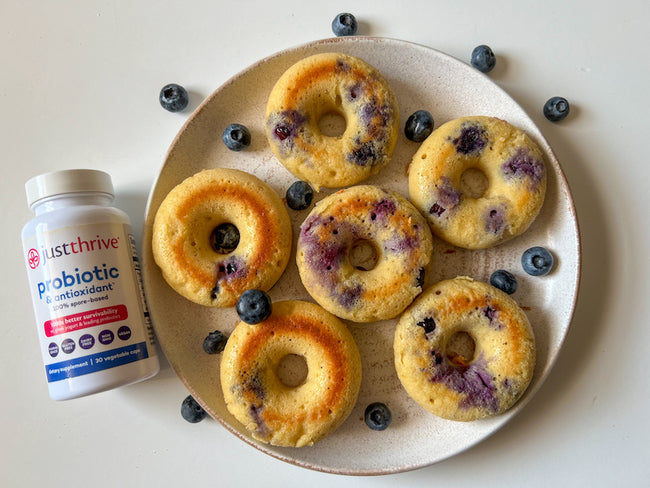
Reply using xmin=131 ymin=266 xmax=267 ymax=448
xmin=23 ymin=222 xmax=156 ymax=383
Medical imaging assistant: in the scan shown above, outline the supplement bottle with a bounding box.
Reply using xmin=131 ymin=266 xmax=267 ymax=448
xmin=22 ymin=169 xmax=159 ymax=400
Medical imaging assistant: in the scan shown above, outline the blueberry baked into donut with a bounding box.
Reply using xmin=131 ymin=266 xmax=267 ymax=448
xmin=297 ymin=185 xmax=433 ymax=323
xmin=151 ymin=168 xmax=292 ymax=307
xmin=265 ymin=52 xmax=400 ymax=189
xmin=220 ymin=300 xmax=362 ymax=447
xmin=408 ymin=116 xmax=547 ymax=249
xmin=394 ymin=276 xmax=536 ymax=421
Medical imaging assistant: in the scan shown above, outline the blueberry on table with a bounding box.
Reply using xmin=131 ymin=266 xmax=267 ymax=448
xmin=159 ymin=83 xmax=189 ymax=112
xmin=405 ymin=110 xmax=434 ymax=142
xmin=543 ymin=96 xmax=570 ymax=122
xmin=286 ymin=181 xmax=314 ymax=210
xmin=332 ymin=12 xmax=358 ymax=36
xmin=522 ymin=246 xmax=554 ymax=276
xmin=490 ymin=269 xmax=518 ymax=294
xmin=236 ymin=289 xmax=272 ymax=324
xmin=470 ymin=45 xmax=496 ymax=73
xmin=222 ymin=123 xmax=251 ymax=151
xmin=203 ymin=330 xmax=228 ymax=354
xmin=364 ymin=402 xmax=392 ymax=431
xmin=181 ymin=395 xmax=208 ymax=423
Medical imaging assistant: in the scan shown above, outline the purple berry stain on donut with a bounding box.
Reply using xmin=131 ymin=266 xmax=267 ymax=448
xmin=241 ymin=371 xmax=271 ymax=436
xmin=417 ymin=317 xmax=436 ymax=339
xmin=336 ymin=59 xmax=352 ymax=73
xmin=347 ymin=83 xmax=362 ymax=101
xmin=429 ymin=203 xmax=446 ymax=217
xmin=271 ymin=110 xmax=307 ymax=144
xmin=338 ymin=284 xmax=362 ymax=309
xmin=502 ymin=148 xmax=545 ymax=188
xmin=211 ymin=256 xmax=247 ymax=297
xmin=452 ymin=123 xmax=488 ymax=155
xmin=385 ymin=233 xmax=420 ymax=254
xmin=485 ymin=207 xmax=505 ymax=235
xmin=429 ymin=351 xmax=499 ymax=412
xmin=484 ymin=305 xmax=497 ymax=321
xmin=361 ymin=99 xmax=393 ymax=137
xmin=371 ymin=198 xmax=396 ymax=220
xmin=249 ymin=404 xmax=270 ymax=438
xmin=482 ymin=303 xmax=505 ymax=330
xmin=244 ymin=371 xmax=265 ymax=400
xmin=348 ymin=140 xmax=378 ymax=166
xmin=300 ymin=215 xmax=347 ymax=273
xmin=429 ymin=177 xmax=461 ymax=217
xmin=346 ymin=99 xmax=394 ymax=167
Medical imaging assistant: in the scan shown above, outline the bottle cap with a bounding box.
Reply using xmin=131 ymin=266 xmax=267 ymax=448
xmin=25 ymin=169 xmax=114 ymax=207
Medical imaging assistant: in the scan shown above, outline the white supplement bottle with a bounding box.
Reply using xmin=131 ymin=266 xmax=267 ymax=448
xmin=22 ymin=169 xmax=159 ymax=400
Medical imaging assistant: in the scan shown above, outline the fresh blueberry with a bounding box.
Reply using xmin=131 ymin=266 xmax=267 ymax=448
xmin=236 ymin=289 xmax=272 ymax=324
xmin=222 ymin=123 xmax=251 ymax=151
xmin=364 ymin=402 xmax=392 ymax=431
xmin=332 ymin=12 xmax=358 ymax=36
xmin=404 ymin=110 xmax=434 ymax=142
xmin=470 ymin=45 xmax=496 ymax=73
xmin=543 ymin=96 xmax=570 ymax=122
xmin=203 ymin=330 xmax=228 ymax=354
xmin=286 ymin=181 xmax=314 ymax=211
xmin=490 ymin=269 xmax=518 ymax=294
xmin=159 ymin=83 xmax=189 ymax=112
xmin=181 ymin=395 xmax=208 ymax=423
xmin=522 ymin=246 xmax=554 ymax=276
xmin=210 ymin=223 xmax=240 ymax=254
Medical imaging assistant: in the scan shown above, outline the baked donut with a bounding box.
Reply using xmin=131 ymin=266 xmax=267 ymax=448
xmin=265 ymin=52 xmax=400 ymax=189
xmin=152 ymin=168 xmax=292 ymax=307
xmin=220 ymin=300 xmax=362 ymax=447
xmin=297 ymin=185 xmax=433 ymax=323
xmin=408 ymin=116 xmax=546 ymax=249
xmin=394 ymin=276 xmax=535 ymax=421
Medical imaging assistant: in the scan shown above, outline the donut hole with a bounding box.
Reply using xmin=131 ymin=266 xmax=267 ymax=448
xmin=276 ymin=353 xmax=308 ymax=387
xmin=349 ymin=239 xmax=379 ymax=271
xmin=318 ymin=111 xmax=347 ymax=137
xmin=210 ymin=223 xmax=240 ymax=254
xmin=460 ymin=167 xmax=489 ymax=199
xmin=445 ymin=331 xmax=476 ymax=367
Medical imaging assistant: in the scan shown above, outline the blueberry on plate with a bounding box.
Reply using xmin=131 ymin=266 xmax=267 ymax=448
xmin=332 ymin=12 xmax=358 ymax=36
xmin=222 ymin=123 xmax=251 ymax=151
xmin=181 ymin=395 xmax=208 ymax=423
xmin=236 ymin=289 xmax=272 ymax=324
xmin=405 ymin=110 xmax=434 ymax=142
xmin=210 ymin=223 xmax=240 ymax=254
xmin=470 ymin=45 xmax=496 ymax=73
xmin=203 ymin=330 xmax=228 ymax=354
xmin=286 ymin=181 xmax=314 ymax=211
xmin=364 ymin=402 xmax=392 ymax=431
xmin=543 ymin=96 xmax=570 ymax=122
xmin=159 ymin=83 xmax=189 ymax=112
xmin=490 ymin=269 xmax=518 ymax=294
xmin=522 ymin=246 xmax=554 ymax=276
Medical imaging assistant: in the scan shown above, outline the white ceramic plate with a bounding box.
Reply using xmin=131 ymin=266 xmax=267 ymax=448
xmin=142 ymin=37 xmax=580 ymax=475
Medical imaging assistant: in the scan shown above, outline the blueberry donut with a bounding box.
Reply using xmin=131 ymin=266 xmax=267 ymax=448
xmin=408 ymin=116 xmax=546 ymax=249
xmin=394 ymin=276 xmax=535 ymax=421
xmin=265 ymin=52 xmax=400 ymax=189
xmin=220 ymin=300 xmax=362 ymax=447
xmin=297 ymin=185 xmax=433 ymax=323
xmin=152 ymin=168 xmax=292 ymax=307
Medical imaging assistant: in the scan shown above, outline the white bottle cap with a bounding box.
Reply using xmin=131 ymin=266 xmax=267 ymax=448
xmin=25 ymin=169 xmax=114 ymax=207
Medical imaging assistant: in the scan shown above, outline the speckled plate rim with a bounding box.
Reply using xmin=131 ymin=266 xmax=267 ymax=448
xmin=142 ymin=36 xmax=581 ymax=476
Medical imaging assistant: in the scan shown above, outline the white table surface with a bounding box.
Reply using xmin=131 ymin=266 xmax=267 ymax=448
xmin=2 ymin=1 xmax=649 ymax=486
